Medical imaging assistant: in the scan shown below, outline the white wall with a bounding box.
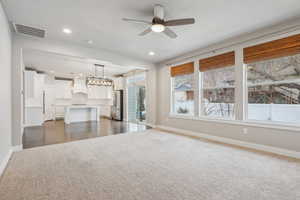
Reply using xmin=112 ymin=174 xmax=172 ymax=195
xmin=156 ymin=19 xmax=300 ymax=153
xmin=11 ymin=35 xmax=157 ymax=146
xmin=146 ymin=69 xmax=157 ymax=125
xmin=0 ymin=2 xmax=12 ymax=171
xmin=11 ymin=35 xmax=24 ymax=146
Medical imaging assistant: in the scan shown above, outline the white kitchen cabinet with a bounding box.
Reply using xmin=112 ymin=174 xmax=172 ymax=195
xmin=55 ymin=105 xmax=65 ymax=119
xmin=105 ymin=86 xmax=113 ymax=99
xmin=88 ymin=86 xmax=112 ymax=99
xmin=87 ymin=86 xmax=99 ymax=99
xmin=73 ymin=78 xmax=87 ymax=94
xmin=100 ymin=105 xmax=111 ymax=117
xmin=55 ymin=80 xmax=72 ymax=99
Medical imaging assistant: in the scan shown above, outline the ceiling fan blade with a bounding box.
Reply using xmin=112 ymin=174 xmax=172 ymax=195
xmin=122 ymin=18 xmax=151 ymax=25
xmin=163 ymin=27 xmax=177 ymax=39
xmin=154 ymin=4 xmax=164 ymax=19
xmin=165 ymin=18 xmax=195 ymax=26
xmin=139 ymin=28 xmax=152 ymax=36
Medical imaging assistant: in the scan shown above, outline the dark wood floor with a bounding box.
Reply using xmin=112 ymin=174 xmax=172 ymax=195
xmin=23 ymin=118 xmax=151 ymax=149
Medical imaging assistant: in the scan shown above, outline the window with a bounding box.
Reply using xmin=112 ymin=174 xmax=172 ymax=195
xmin=170 ymin=62 xmax=195 ymax=115
xmin=172 ymin=74 xmax=194 ymax=115
xmin=202 ymin=66 xmax=235 ymax=118
xmin=199 ymin=51 xmax=235 ymax=119
xmin=168 ymin=33 xmax=300 ymax=127
xmin=247 ymin=54 xmax=300 ymax=123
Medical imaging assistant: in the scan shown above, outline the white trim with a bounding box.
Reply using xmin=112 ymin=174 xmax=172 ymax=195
xmin=23 ymin=123 xmax=43 ymax=128
xmin=168 ymin=114 xmax=300 ymax=132
xmin=144 ymin=123 xmax=156 ymax=128
xmin=0 ymin=149 xmax=13 ymax=177
xmin=12 ymin=145 xmax=23 ymax=152
xmin=156 ymin=125 xmax=300 ymax=159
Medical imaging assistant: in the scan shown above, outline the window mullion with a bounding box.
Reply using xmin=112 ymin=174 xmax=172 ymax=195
xmin=194 ymin=60 xmax=200 ymax=117
xmin=234 ymin=48 xmax=245 ymax=121
xmin=199 ymin=68 xmax=204 ymax=117
xmin=169 ymin=66 xmax=174 ymax=114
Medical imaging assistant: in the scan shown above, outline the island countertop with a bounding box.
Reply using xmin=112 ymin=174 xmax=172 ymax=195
xmin=64 ymin=105 xmax=101 ymax=124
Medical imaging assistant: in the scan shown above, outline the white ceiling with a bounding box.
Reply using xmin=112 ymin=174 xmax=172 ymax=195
xmin=23 ymin=49 xmax=138 ymax=78
xmin=3 ymin=0 xmax=300 ymax=63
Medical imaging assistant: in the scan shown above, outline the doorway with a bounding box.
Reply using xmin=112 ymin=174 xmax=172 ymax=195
xmin=127 ymin=72 xmax=146 ymax=123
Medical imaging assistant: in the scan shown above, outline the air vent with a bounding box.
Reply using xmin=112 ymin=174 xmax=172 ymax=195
xmin=13 ymin=23 xmax=46 ymax=38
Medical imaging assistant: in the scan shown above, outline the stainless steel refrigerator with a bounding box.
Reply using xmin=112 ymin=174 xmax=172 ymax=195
xmin=111 ymin=90 xmax=123 ymax=121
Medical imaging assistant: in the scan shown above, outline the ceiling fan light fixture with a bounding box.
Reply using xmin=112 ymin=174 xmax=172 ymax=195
xmin=151 ymin=24 xmax=165 ymax=33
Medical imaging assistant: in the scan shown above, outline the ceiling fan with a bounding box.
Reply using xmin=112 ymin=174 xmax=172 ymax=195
xmin=123 ymin=4 xmax=195 ymax=39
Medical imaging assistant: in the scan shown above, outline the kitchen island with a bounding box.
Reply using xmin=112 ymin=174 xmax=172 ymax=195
xmin=64 ymin=105 xmax=100 ymax=124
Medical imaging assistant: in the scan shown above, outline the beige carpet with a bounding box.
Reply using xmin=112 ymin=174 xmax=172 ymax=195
xmin=0 ymin=129 xmax=299 ymax=200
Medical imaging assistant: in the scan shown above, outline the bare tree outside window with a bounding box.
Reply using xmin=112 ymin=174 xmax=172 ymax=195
xmin=202 ymin=66 xmax=235 ymax=118
xmin=247 ymin=54 xmax=300 ymax=123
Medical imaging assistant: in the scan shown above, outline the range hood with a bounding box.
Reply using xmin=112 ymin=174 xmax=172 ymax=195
xmin=73 ymin=77 xmax=87 ymax=94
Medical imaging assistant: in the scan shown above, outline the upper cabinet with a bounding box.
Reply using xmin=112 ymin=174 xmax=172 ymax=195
xmin=73 ymin=77 xmax=87 ymax=94
xmin=55 ymin=80 xmax=72 ymax=99
xmin=106 ymin=86 xmax=113 ymax=99
xmin=88 ymin=86 xmax=112 ymax=99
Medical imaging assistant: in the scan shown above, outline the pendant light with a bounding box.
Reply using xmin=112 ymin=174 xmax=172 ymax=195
xmin=87 ymin=64 xmax=113 ymax=87
xmin=87 ymin=64 xmax=113 ymax=86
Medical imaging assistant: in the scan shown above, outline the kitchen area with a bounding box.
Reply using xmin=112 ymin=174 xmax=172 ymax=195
xmin=24 ymin=68 xmax=114 ymax=126
xmin=22 ymin=50 xmax=149 ymax=149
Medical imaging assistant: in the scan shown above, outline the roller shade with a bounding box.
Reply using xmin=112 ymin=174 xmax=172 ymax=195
xmin=170 ymin=62 xmax=194 ymax=77
xmin=244 ymin=33 xmax=300 ymax=64
xmin=199 ymin=51 xmax=235 ymax=72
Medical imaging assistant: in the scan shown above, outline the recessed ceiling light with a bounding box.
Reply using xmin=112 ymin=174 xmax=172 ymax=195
xmin=148 ymin=51 xmax=155 ymax=56
xmin=63 ymin=28 xmax=72 ymax=34
xmin=87 ymin=40 xmax=93 ymax=44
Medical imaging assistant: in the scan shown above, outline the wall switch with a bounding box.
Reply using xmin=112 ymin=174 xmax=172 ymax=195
xmin=243 ymin=128 xmax=248 ymax=134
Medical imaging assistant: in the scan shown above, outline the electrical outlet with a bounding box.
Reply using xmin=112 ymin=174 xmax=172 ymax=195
xmin=243 ymin=128 xmax=248 ymax=134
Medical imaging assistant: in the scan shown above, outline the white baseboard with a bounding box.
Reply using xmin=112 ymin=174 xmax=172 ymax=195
xmin=12 ymin=145 xmax=23 ymax=152
xmin=156 ymin=125 xmax=300 ymax=159
xmin=23 ymin=123 xmax=43 ymax=128
xmin=145 ymin=123 xmax=156 ymax=128
xmin=0 ymin=149 xmax=13 ymax=177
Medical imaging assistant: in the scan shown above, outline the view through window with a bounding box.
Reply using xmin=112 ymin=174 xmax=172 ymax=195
xmin=202 ymin=66 xmax=235 ymax=118
xmin=172 ymin=74 xmax=194 ymax=115
xmin=247 ymin=54 xmax=300 ymax=123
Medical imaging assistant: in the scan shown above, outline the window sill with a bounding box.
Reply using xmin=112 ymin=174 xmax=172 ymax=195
xmin=168 ymin=114 xmax=300 ymax=132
